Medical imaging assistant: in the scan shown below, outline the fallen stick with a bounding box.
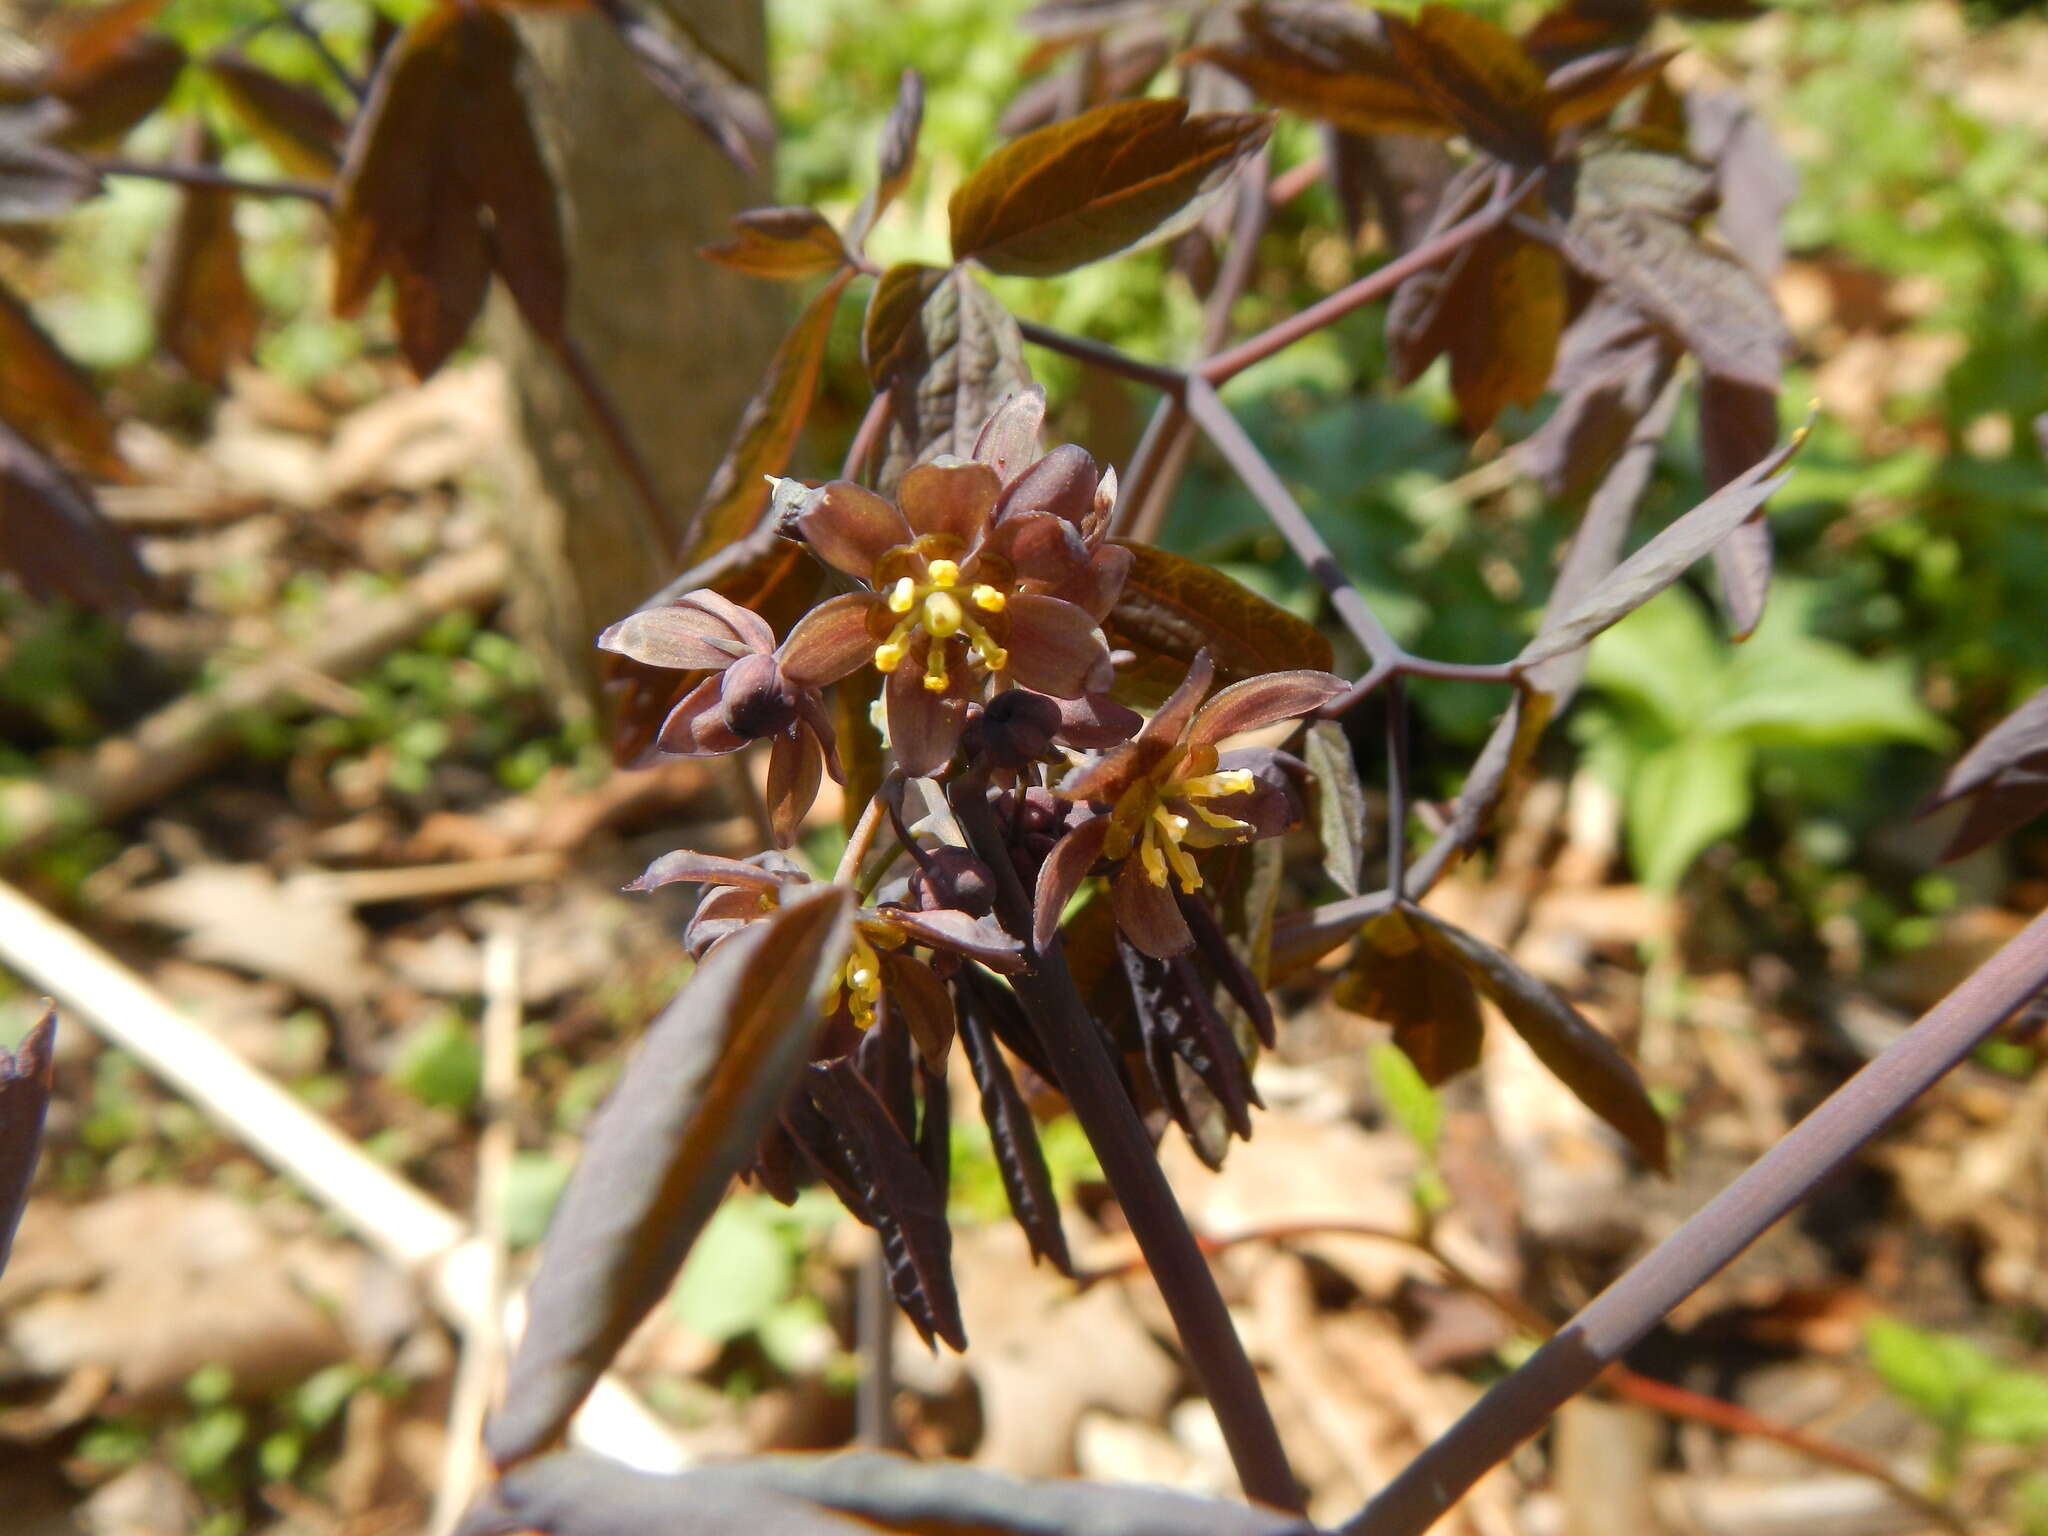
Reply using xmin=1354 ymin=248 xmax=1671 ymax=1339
xmin=0 ymin=543 xmax=510 ymax=858
xmin=0 ymin=876 xmax=689 ymax=1474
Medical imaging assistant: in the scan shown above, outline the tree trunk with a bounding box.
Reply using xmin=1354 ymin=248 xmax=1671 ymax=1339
xmin=493 ymin=1 xmax=784 ymax=708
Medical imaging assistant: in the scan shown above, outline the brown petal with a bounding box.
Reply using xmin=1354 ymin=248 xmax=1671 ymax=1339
xmin=1113 ymin=859 xmax=1195 ymax=959
xmin=1059 ymin=741 xmax=1145 ymax=804
xmin=1054 ymin=691 xmax=1143 ymax=750
xmin=597 ymin=600 xmax=755 ymax=670
xmin=681 ymin=588 xmax=777 ymax=652
xmin=993 ymin=442 xmax=1098 ymax=527
xmin=971 ymin=387 xmax=1047 ymax=484
xmin=989 ymin=509 xmax=1090 ymax=585
xmin=656 ymin=675 xmax=746 ymax=755
xmin=1033 ymin=814 xmax=1109 ymax=954
xmin=898 ymin=459 xmax=1000 ymax=546
xmin=1003 ymin=594 xmax=1114 ymax=698
xmin=886 ymin=652 xmax=971 ymax=777
xmin=1189 ymin=668 xmax=1347 ymax=746
xmin=794 ymin=689 xmax=843 ymax=782
xmin=1042 ymin=541 xmax=1132 ymax=621
xmin=780 ymin=592 xmax=879 ymax=685
xmin=796 ymin=480 xmax=911 ymax=578
xmin=766 ymin=726 xmax=823 ymax=848
xmin=1142 ymin=649 xmax=1217 ymax=752
xmin=885 ymin=907 xmax=1025 ymax=971
xmin=628 ymin=849 xmax=789 ymax=893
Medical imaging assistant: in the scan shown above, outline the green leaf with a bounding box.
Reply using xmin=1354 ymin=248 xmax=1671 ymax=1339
xmin=671 ymin=1197 xmax=795 ymax=1344
xmin=1865 ymin=1317 xmax=1991 ymax=1426
xmin=1104 ymin=541 xmax=1334 ymax=706
xmin=1585 ymin=588 xmax=1727 ymax=735
xmin=1367 ymin=1038 xmax=1443 ymax=1157
xmin=1626 ymin=732 xmax=1753 ymax=892
xmin=1966 ymin=1368 xmax=2048 ymax=1447
xmin=1706 ymin=640 xmax=1946 ymax=748
xmin=388 ymin=1012 xmax=481 ymax=1112
xmin=949 ymin=97 xmax=1272 ymax=277
xmin=488 ymin=888 xmax=854 ymax=1468
xmin=503 ymin=1152 xmax=573 ymax=1250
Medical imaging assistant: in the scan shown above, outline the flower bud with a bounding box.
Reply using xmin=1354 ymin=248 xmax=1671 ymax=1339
xmin=718 ymin=651 xmax=800 ymax=739
xmin=910 ymin=848 xmax=997 ymax=917
xmin=968 ymin=688 xmax=1063 ymax=769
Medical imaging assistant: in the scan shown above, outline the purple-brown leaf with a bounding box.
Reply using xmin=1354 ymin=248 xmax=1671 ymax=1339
xmin=680 ymin=272 xmax=848 ymax=563
xmin=1408 ymin=907 xmax=1667 ymax=1171
xmin=0 ymin=1010 xmax=57 ymax=1278
xmin=590 ymin=0 xmax=774 ymax=175
xmin=949 ymin=97 xmax=1273 ymax=277
xmin=700 ymin=206 xmax=851 ymax=280
xmin=487 ymin=887 xmax=853 ymax=1467
xmin=1189 ymin=2 xmax=1442 ymax=139
xmin=1514 ymin=419 xmax=1806 ymax=668
xmin=1104 ymin=542 xmax=1333 ymax=706
xmin=205 ymin=51 xmax=345 ymax=180
xmin=0 ymin=421 xmax=145 ymax=612
xmin=957 ymin=989 xmax=1072 ymax=1273
xmin=1333 ymin=909 xmax=1483 ymax=1085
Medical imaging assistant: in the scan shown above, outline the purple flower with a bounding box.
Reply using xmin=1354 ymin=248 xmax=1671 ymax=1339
xmin=597 ymin=589 xmax=837 ymax=847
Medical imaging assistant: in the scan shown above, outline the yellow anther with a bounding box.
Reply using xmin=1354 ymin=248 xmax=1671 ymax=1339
xmin=874 ymin=639 xmax=908 ymax=672
xmin=971 ymin=584 xmax=1007 ymax=612
xmin=927 ymin=559 xmax=961 ymax=588
xmin=922 ymin=639 xmax=953 ymax=693
xmin=1140 ymin=837 xmax=1169 ymax=887
xmin=923 ymin=590 xmax=964 ymax=638
xmin=837 ymin=933 xmax=885 ymax=1029
xmin=887 ymin=576 xmax=917 ymax=614
xmin=976 ymin=639 xmax=1009 ymax=671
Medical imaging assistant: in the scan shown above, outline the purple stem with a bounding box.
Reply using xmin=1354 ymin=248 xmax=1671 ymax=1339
xmin=1344 ymin=905 xmax=2048 ymax=1536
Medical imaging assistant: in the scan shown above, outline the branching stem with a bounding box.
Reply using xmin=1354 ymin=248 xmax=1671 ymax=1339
xmin=949 ymin=780 xmax=1302 ymax=1513
xmin=88 ymin=157 xmax=333 ymax=203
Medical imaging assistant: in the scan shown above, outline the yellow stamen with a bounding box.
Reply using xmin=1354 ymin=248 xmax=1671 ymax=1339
xmin=922 ymin=639 xmax=953 ymax=693
xmin=1152 ymin=804 xmax=1204 ymax=890
xmin=971 ymin=584 xmax=1006 ymax=612
xmin=887 ymin=576 xmax=917 ymax=614
xmin=837 ymin=932 xmax=884 ymax=1029
xmin=927 ymin=559 xmax=960 ymax=588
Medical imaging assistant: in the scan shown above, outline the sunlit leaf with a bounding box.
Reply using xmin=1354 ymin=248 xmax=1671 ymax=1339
xmin=1189 ymin=3 xmax=1442 ymax=139
xmin=0 ymin=1010 xmax=57 ymax=1278
xmin=679 ymin=272 xmax=848 ymax=564
xmin=1381 ymin=5 xmax=1550 ymax=163
xmin=949 ymin=97 xmax=1272 ymax=277
xmin=46 ymin=24 xmax=183 ymax=149
xmin=0 ymin=278 xmax=124 ymax=477
xmin=1407 ymin=907 xmax=1667 ymax=1170
xmin=487 ymin=888 xmax=854 ymax=1468
xmin=1105 ymin=540 xmax=1334 ymax=704
xmin=333 ymin=5 xmax=565 ymax=376
xmin=151 ymin=125 xmax=259 ymax=389
xmin=700 ymin=206 xmax=851 ymax=280
xmin=206 ymin=51 xmax=345 ymax=180
xmin=1623 ymin=731 xmax=1753 ymax=891
xmin=1542 ymin=46 xmax=1674 ymax=135
xmin=1388 ymin=168 xmax=1562 ymax=431
xmin=1334 ymin=909 xmax=1483 ymax=1085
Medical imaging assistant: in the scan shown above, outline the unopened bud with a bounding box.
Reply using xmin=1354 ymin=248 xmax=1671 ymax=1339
xmin=718 ymin=651 xmax=799 ymax=738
